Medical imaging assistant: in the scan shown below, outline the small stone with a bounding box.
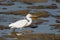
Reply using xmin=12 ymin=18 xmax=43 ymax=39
xmin=46 ymin=4 xmax=57 ymax=9
xmin=30 ymin=25 xmax=38 ymax=28
xmin=52 ymin=15 xmax=60 ymax=19
xmin=0 ymin=3 xmax=14 ymax=6
xmin=27 ymin=5 xmax=46 ymax=9
xmin=50 ymin=24 xmax=60 ymax=29
xmin=2 ymin=8 xmax=7 ymax=10
xmin=56 ymin=19 xmax=60 ymax=23
xmin=56 ymin=0 xmax=60 ymax=2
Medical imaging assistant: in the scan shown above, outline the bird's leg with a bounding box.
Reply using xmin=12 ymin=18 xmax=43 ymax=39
xmin=12 ymin=28 xmax=17 ymax=32
xmin=20 ymin=28 xmax=24 ymax=34
xmin=20 ymin=28 xmax=23 ymax=32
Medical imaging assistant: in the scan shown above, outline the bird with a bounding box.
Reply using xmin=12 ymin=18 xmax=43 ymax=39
xmin=9 ymin=14 xmax=33 ymax=32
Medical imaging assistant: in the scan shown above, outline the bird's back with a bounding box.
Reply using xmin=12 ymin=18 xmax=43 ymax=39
xmin=9 ymin=20 xmax=28 ymax=28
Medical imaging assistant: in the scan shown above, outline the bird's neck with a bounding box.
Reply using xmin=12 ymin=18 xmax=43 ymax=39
xmin=26 ymin=17 xmax=32 ymax=22
xmin=26 ymin=17 xmax=32 ymax=26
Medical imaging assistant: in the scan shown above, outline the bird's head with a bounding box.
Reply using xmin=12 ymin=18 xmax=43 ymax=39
xmin=26 ymin=14 xmax=32 ymax=18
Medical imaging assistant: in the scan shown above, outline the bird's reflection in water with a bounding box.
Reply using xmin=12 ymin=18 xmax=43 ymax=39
xmin=3 ymin=31 xmax=42 ymax=40
xmin=10 ymin=28 xmax=34 ymax=36
xmin=3 ymin=31 xmax=34 ymax=40
xmin=10 ymin=31 xmax=23 ymax=36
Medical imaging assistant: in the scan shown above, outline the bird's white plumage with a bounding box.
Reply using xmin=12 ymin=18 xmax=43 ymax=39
xmin=9 ymin=20 xmax=28 ymax=28
xmin=9 ymin=14 xmax=32 ymax=29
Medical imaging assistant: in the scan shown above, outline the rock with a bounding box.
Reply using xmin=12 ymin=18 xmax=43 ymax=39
xmin=50 ymin=24 xmax=60 ymax=29
xmin=25 ymin=19 xmax=49 ymax=28
xmin=12 ymin=10 xmax=30 ymax=15
xmin=21 ymin=0 xmax=33 ymax=4
xmin=52 ymin=15 xmax=60 ymax=19
xmin=0 ymin=25 xmax=10 ymax=30
xmin=50 ymin=24 xmax=60 ymax=27
xmin=10 ymin=0 xmax=48 ymax=3
xmin=0 ymin=10 xmax=30 ymax=15
xmin=29 ymin=24 xmax=38 ymax=28
xmin=27 ymin=4 xmax=57 ymax=9
xmin=30 ymin=11 xmax=50 ymax=17
xmin=56 ymin=0 xmax=60 ymax=2
xmin=46 ymin=4 xmax=57 ymax=9
xmin=0 ymin=11 xmax=49 ymax=18
xmin=0 ymin=3 xmax=14 ymax=6
xmin=56 ymin=19 xmax=60 ymax=23
xmin=30 ymin=25 xmax=38 ymax=28
xmin=32 ymin=17 xmax=39 ymax=20
xmin=2 ymin=8 xmax=7 ymax=10
xmin=27 ymin=5 xmax=46 ymax=9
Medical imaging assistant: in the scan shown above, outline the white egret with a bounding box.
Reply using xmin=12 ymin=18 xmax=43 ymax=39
xmin=9 ymin=14 xmax=33 ymax=32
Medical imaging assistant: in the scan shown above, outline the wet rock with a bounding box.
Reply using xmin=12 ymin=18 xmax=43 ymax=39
xmin=29 ymin=24 xmax=38 ymax=28
xmin=25 ymin=19 xmax=49 ymax=28
xmin=32 ymin=19 xmax=49 ymax=24
xmin=23 ymin=2 xmax=33 ymax=5
xmin=27 ymin=5 xmax=46 ymax=9
xmin=56 ymin=0 xmax=60 ymax=2
xmin=0 ymin=11 xmax=49 ymax=17
xmin=11 ymin=0 xmax=48 ymax=3
xmin=50 ymin=27 xmax=55 ymax=30
xmin=2 ymin=8 xmax=7 ymax=10
xmin=31 ymin=11 xmax=50 ymax=17
xmin=32 ymin=17 xmax=39 ymax=20
xmin=55 ymin=16 xmax=60 ymax=19
xmin=55 ymin=26 xmax=60 ymax=29
xmin=50 ymin=24 xmax=60 ymax=27
xmin=27 ymin=4 xmax=57 ymax=9
xmin=0 ymin=0 xmax=4 ymax=2
xmin=30 ymin=26 xmax=38 ymax=28
xmin=0 ymin=3 xmax=14 ymax=6
xmin=0 ymin=10 xmax=30 ymax=15
xmin=46 ymin=4 xmax=57 ymax=9
xmin=50 ymin=24 xmax=60 ymax=29
xmin=56 ymin=19 xmax=60 ymax=23
xmin=21 ymin=1 xmax=33 ymax=4
xmin=0 ymin=25 xmax=10 ymax=30
xmin=12 ymin=10 xmax=30 ymax=15
xmin=51 ymin=15 xmax=60 ymax=19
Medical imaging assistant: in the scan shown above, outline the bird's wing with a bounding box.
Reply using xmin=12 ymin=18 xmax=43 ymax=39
xmin=12 ymin=20 xmax=28 ymax=28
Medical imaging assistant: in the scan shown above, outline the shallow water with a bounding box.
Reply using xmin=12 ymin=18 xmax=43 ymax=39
xmin=0 ymin=0 xmax=60 ymax=40
xmin=0 ymin=14 xmax=59 ymax=34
